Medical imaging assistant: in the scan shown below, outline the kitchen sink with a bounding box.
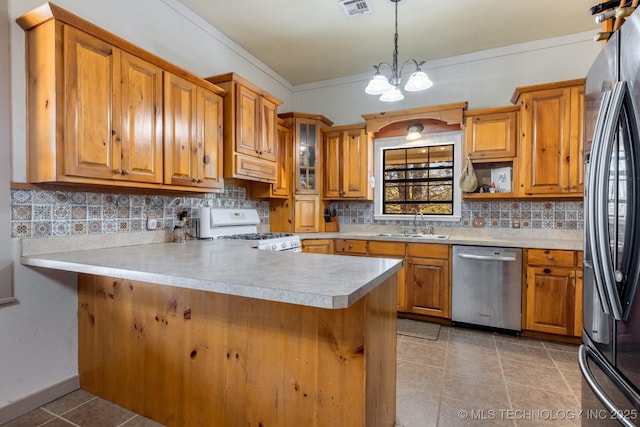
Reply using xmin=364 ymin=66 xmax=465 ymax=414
xmin=375 ymin=233 xmax=449 ymax=240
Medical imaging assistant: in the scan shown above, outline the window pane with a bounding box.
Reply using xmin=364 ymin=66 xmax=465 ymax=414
xmin=382 ymin=143 xmax=454 ymax=215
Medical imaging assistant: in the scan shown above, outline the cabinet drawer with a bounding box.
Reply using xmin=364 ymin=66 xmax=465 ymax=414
xmin=334 ymin=239 xmax=368 ymax=255
xmin=406 ymin=243 xmax=449 ymax=259
xmin=527 ymin=249 xmax=575 ymax=267
xmin=368 ymin=241 xmax=405 ymax=257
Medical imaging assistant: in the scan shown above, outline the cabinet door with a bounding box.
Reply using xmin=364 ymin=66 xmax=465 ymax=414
xmin=342 ymin=128 xmax=368 ymax=198
xmin=525 ymin=266 xmax=577 ymax=336
xmin=293 ymin=195 xmax=319 ymax=232
xmin=302 ymin=239 xmax=334 ymax=254
xmin=64 ymin=26 xmax=118 ymax=180
xmin=272 ymin=121 xmax=292 ymax=197
xmin=163 ymin=73 xmax=197 ymax=186
xmin=195 ymin=87 xmax=224 ymax=189
xmin=465 ymin=110 xmax=518 ymax=159
xmin=119 ymin=52 xmax=163 ymax=183
xmin=520 ymin=88 xmax=571 ymax=195
xmin=323 ymin=131 xmax=342 ymax=198
xmin=407 ymin=257 xmax=450 ymax=318
xmin=369 ymin=241 xmax=407 ymax=312
xmin=295 ymin=120 xmax=319 ymax=194
xmin=259 ymin=97 xmax=278 ymax=162
xmin=568 ymin=86 xmax=585 ymax=194
xmin=235 ymin=85 xmax=260 ymax=157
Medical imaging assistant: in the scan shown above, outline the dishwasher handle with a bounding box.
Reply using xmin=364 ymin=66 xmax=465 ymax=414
xmin=457 ymin=252 xmax=517 ymax=262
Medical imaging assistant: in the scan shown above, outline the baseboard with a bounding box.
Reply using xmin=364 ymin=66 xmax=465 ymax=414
xmin=0 ymin=376 xmax=80 ymax=425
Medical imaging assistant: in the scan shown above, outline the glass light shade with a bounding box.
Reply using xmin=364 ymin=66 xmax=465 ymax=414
xmin=365 ymin=74 xmax=393 ymax=95
xmin=406 ymin=124 xmax=424 ymax=141
xmin=379 ymin=86 xmax=404 ymax=102
xmin=404 ymin=70 xmax=433 ymax=92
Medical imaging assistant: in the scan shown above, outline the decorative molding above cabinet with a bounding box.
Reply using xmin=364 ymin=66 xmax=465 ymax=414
xmin=17 ymin=3 xmax=226 ymax=193
xmin=205 ymin=73 xmax=283 ymax=184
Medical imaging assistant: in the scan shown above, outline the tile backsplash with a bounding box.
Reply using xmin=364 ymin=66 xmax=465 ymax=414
xmin=11 ymin=185 xmax=269 ymax=238
xmin=11 ymin=186 xmax=583 ymax=238
xmin=330 ymin=200 xmax=583 ymax=230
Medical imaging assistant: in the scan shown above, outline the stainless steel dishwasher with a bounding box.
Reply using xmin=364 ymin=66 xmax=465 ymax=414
xmin=452 ymin=245 xmax=522 ymax=333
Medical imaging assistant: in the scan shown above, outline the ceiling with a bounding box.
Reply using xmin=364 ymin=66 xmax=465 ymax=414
xmin=176 ymin=0 xmax=599 ymax=86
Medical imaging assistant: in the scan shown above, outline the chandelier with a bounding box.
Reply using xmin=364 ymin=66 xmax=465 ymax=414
xmin=365 ymin=0 xmax=433 ymax=102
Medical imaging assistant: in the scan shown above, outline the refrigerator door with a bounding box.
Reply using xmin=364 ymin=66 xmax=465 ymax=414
xmin=580 ymin=339 xmax=640 ymax=427
xmin=584 ymin=31 xmax=619 ymax=360
xmin=616 ymin=9 xmax=640 ymax=391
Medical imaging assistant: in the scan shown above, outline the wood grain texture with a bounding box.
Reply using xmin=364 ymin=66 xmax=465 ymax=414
xmin=78 ymin=273 xmax=397 ymax=426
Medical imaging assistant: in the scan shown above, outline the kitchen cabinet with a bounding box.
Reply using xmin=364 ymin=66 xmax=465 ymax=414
xmin=206 ymin=73 xmax=282 ymax=183
xmin=524 ymin=248 xmax=583 ymax=337
xmin=406 ymin=244 xmax=451 ymax=319
xmin=301 ymin=239 xmax=334 ymax=254
xmin=269 ymin=113 xmax=333 ymax=233
xmin=368 ymin=241 xmax=407 ymax=311
xmin=163 ymin=72 xmax=224 ymax=189
xmin=249 ymin=118 xmax=292 ymax=199
xmin=334 ymin=239 xmax=368 ymax=255
xmin=18 ymin=3 xmax=226 ymax=193
xmin=512 ymin=79 xmax=585 ymax=197
xmin=462 ymin=106 xmax=520 ymax=199
xmin=322 ymin=123 xmax=372 ymax=200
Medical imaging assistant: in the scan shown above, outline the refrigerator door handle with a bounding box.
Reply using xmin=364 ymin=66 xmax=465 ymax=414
xmin=579 ymin=345 xmax=640 ymax=427
xmin=595 ymin=81 xmax=628 ymax=320
xmin=587 ymin=89 xmax=614 ymax=315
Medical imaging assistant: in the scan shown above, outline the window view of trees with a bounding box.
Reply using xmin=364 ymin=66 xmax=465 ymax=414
xmin=382 ymin=144 xmax=454 ymax=215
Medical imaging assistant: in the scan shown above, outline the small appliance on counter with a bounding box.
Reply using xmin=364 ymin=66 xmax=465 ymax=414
xmin=196 ymin=207 xmax=302 ymax=252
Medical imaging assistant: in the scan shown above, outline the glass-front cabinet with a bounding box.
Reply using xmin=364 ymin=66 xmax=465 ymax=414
xmin=278 ymin=113 xmax=333 ymax=195
xmin=297 ymin=120 xmax=319 ymax=194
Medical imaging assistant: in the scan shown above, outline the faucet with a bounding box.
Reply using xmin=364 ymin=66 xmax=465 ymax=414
xmin=412 ymin=210 xmax=425 ymax=234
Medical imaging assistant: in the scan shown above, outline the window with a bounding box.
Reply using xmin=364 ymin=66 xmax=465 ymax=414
xmin=374 ymin=131 xmax=462 ymax=222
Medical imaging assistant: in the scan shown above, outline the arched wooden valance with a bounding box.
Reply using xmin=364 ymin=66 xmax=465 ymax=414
xmin=362 ymin=102 xmax=468 ymax=136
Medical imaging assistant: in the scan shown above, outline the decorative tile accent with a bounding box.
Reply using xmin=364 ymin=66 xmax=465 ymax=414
xmin=329 ymin=200 xmax=584 ymax=230
xmin=10 ymin=184 xmax=270 ymax=238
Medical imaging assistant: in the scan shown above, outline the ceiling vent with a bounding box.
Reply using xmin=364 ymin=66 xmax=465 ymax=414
xmin=338 ymin=0 xmax=372 ymax=17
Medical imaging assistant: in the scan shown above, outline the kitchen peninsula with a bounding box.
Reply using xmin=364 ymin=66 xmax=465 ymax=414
xmin=21 ymin=237 xmax=401 ymax=427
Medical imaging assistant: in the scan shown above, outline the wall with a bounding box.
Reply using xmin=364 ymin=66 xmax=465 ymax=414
xmin=2 ymin=0 xmax=598 ymax=420
xmin=292 ymin=32 xmax=601 ymax=125
xmin=0 ymin=0 xmax=12 ymax=303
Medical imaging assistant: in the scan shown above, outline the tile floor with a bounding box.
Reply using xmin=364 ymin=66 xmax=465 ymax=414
xmin=2 ymin=326 xmax=581 ymax=427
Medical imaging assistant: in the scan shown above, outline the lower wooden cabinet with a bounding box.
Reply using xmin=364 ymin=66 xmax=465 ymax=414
xmin=524 ymin=249 xmax=583 ymax=337
xmin=368 ymin=241 xmax=406 ymax=311
xmin=301 ymin=239 xmax=334 ymax=254
xmin=405 ymin=244 xmax=451 ymax=319
xmin=334 ymin=239 xmax=368 ymax=255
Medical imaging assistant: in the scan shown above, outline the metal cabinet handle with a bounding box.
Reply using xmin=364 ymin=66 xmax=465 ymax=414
xmin=457 ymin=253 xmax=516 ymax=262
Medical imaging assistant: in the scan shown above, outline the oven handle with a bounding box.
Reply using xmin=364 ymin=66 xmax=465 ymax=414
xmin=578 ymin=345 xmax=638 ymax=427
xmin=457 ymin=253 xmax=516 ymax=262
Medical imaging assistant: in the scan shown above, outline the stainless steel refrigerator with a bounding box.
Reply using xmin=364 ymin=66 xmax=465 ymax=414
xmin=581 ymin=8 xmax=640 ymax=427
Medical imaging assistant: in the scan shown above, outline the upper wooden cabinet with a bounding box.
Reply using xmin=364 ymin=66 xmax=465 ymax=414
xmin=462 ymin=106 xmax=520 ymax=199
xmin=17 ymin=3 xmax=226 ymax=193
xmin=512 ymin=79 xmax=585 ymax=197
xmin=163 ymin=73 xmax=224 ymax=189
xmin=248 ymin=118 xmax=292 ymax=199
xmin=464 ymin=106 xmax=519 ymax=160
xmin=206 ymin=73 xmax=282 ymax=184
xmin=322 ymin=123 xmax=373 ymax=200
xmin=279 ymin=112 xmax=334 ymax=195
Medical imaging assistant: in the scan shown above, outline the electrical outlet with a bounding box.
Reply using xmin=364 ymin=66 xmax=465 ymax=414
xmin=147 ymin=218 xmax=158 ymax=230
xmin=512 ymin=218 xmax=521 ymax=229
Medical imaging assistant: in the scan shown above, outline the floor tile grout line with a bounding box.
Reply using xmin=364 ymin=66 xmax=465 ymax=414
xmin=116 ymin=414 xmax=139 ymax=426
xmin=53 ymin=395 xmax=99 ymax=417
xmin=37 ymin=410 xmax=82 ymax=427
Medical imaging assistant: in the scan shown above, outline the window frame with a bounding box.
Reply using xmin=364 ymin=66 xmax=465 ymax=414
xmin=374 ymin=130 xmax=462 ymax=222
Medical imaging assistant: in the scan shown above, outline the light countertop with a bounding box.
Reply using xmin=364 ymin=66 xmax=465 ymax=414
xmin=301 ymin=227 xmax=583 ymax=251
xmin=20 ymin=237 xmax=401 ymax=310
